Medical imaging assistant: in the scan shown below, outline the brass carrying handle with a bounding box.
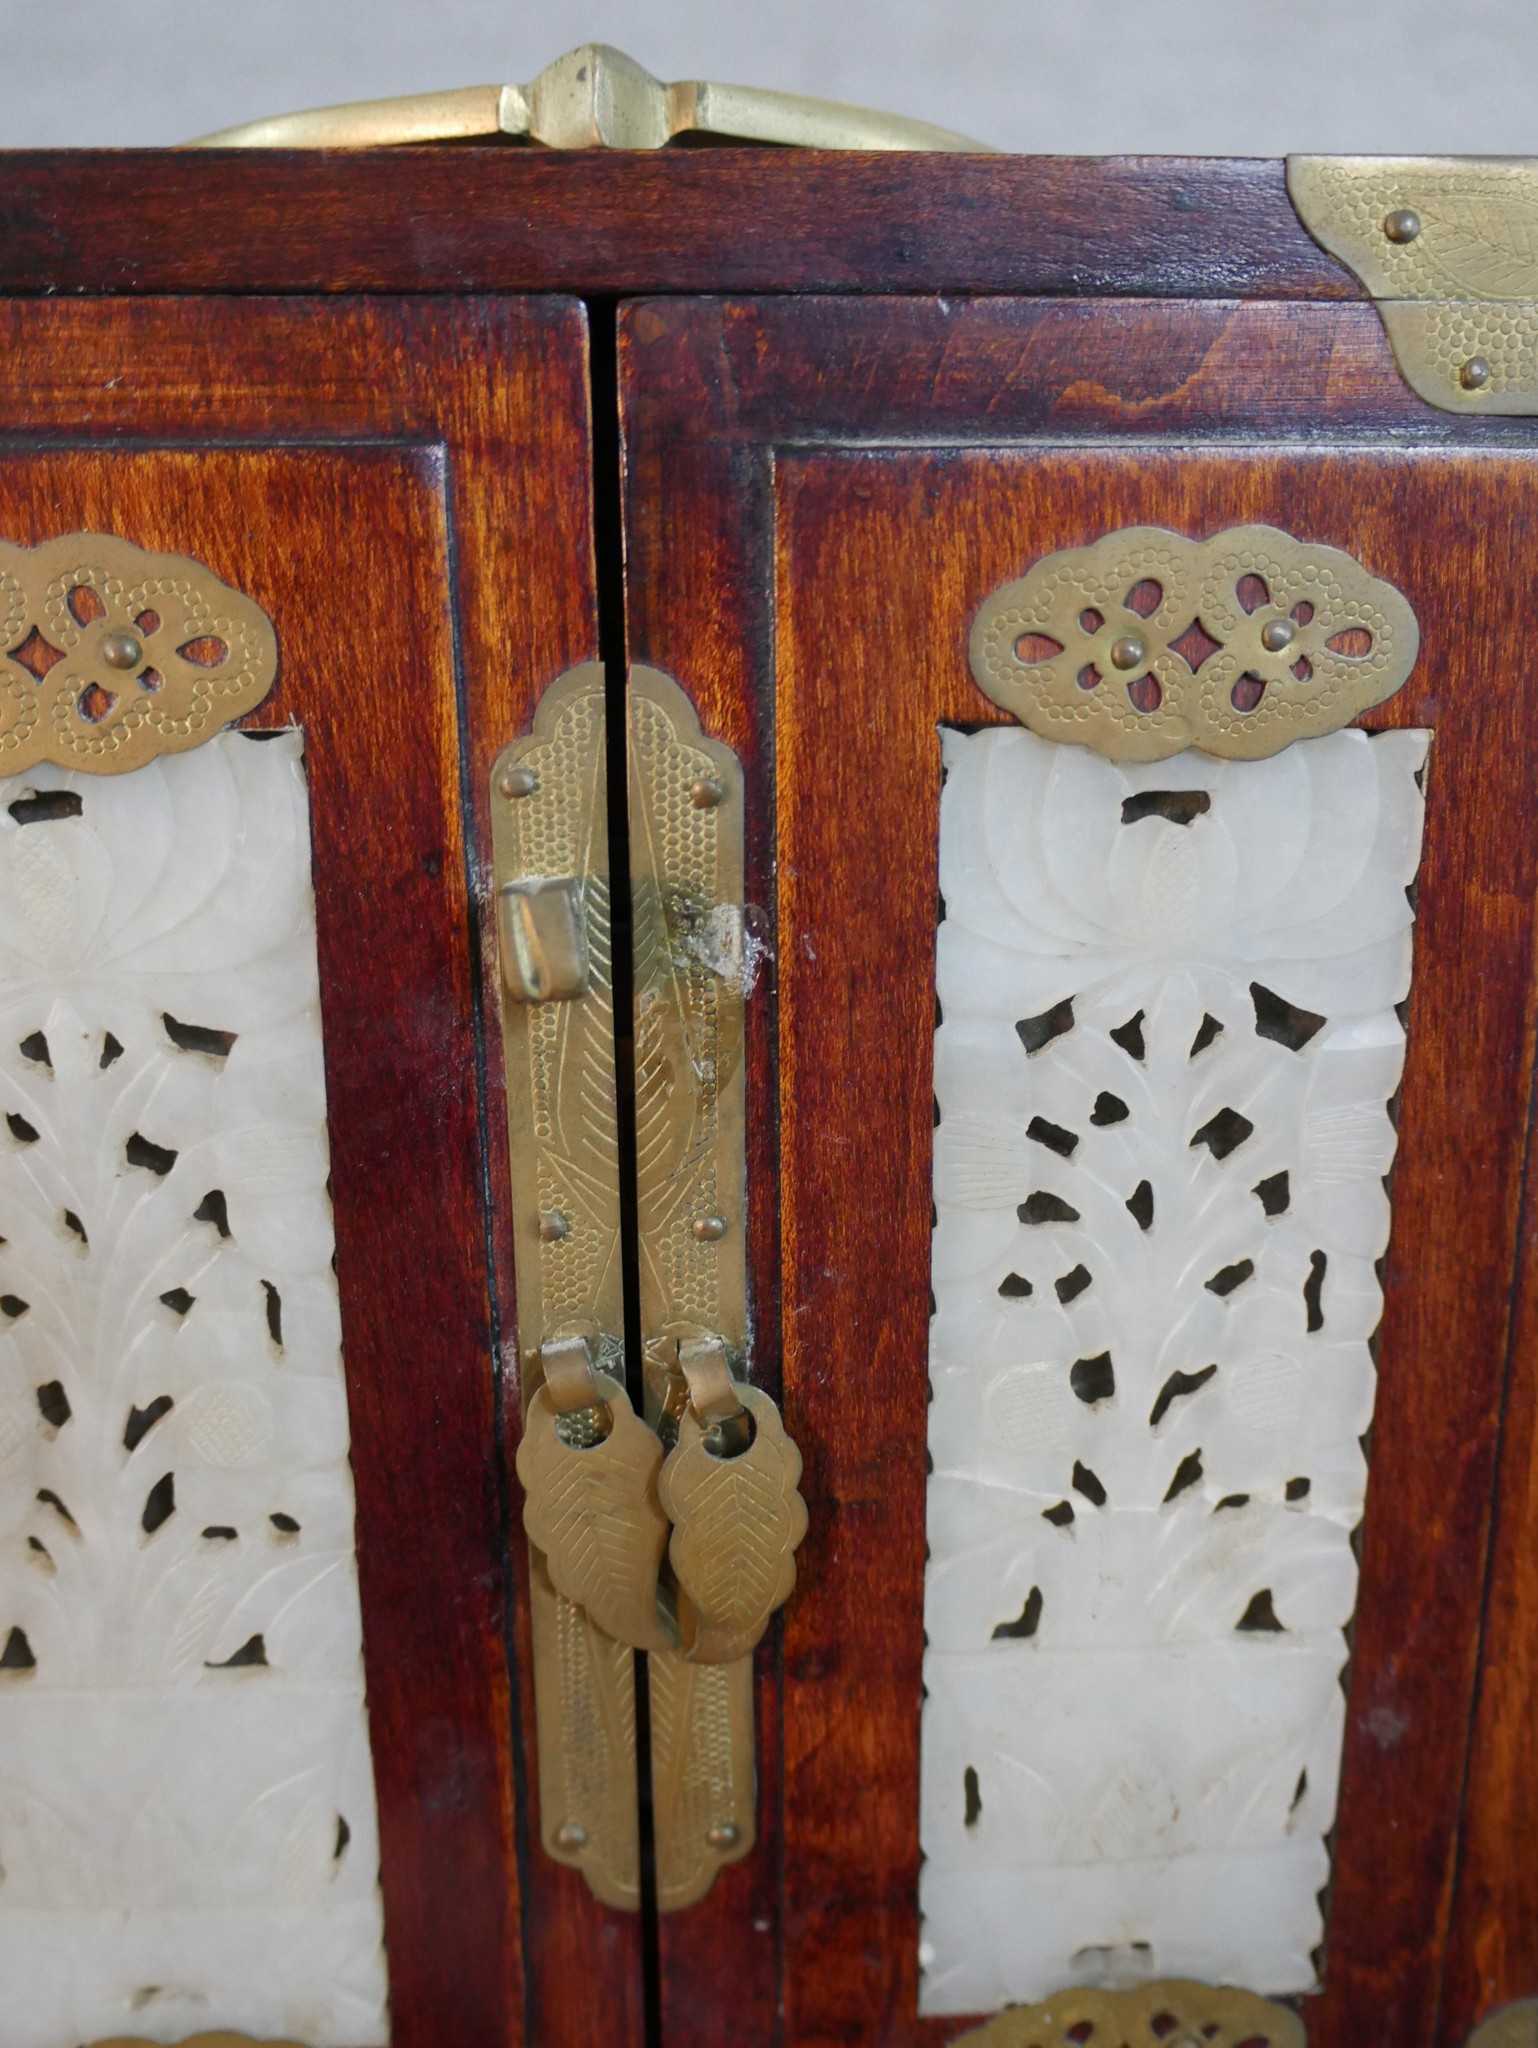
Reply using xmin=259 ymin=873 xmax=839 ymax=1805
xmin=187 ymin=41 xmax=993 ymax=151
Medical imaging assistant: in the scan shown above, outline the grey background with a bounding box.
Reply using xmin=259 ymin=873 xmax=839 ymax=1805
xmin=2 ymin=0 xmax=1536 ymax=153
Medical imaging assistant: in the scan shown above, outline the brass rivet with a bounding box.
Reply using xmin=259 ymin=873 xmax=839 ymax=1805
xmin=538 ymin=1209 xmax=571 ymax=1243
xmin=706 ymin=1821 xmax=740 ymax=1850
xmin=691 ymin=1214 xmax=728 ymax=1243
xmin=555 ymin=1821 xmax=588 ymax=1851
xmin=690 ymin=776 xmax=725 ymax=809
xmin=1109 ymin=633 xmax=1147 ymax=671
xmin=100 ymin=630 xmax=143 ymax=671
xmin=1260 ymin=619 xmax=1296 ymax=653
xmin=1460 ymin=355 xmax=1493 ymax=391
xmin=1383 ymin=207 xmax=1422 ymax=244
xmin=499 ymin=765 xmax=539 ymax=799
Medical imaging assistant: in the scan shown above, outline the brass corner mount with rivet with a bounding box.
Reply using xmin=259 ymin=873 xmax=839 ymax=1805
xmin=1290 ymin=155 xmax=1538 ymax=414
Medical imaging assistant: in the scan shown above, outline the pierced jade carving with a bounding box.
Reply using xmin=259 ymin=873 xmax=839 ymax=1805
xmin=0 ymin=734 xmax=387 ymax=2047
xmin=920 ymin=723 xmax=1428 ymax=2016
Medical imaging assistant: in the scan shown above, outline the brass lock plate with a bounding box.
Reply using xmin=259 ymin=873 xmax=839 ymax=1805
xmin=494 ymin=662 xmax=801 ymax=1913
xmin=490 ymin=663 xmax=642 ymax=1908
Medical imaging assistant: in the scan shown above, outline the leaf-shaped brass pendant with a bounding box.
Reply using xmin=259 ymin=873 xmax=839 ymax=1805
xmin=659 ymin=1385 xmax=809 ymax=1664
xmin=516 ymin=1372 xmax=674 ymax=1653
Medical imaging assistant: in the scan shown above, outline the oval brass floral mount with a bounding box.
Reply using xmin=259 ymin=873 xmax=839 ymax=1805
xmin=1469 ymin=2002 xmax=1538 ymax=2048
xmin=0 ymin=533 xmax=278 ymax=773
xmin=969 ymin=523 xmax=1418 ymax=763
xmin=950 ymin=1980 xmax=1305 ymax=2048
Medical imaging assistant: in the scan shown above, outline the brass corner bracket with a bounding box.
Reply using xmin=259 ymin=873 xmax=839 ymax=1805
xmin=1290 ymin=155 xmax=1538 ymax=413
xmin=190 ymin=42 xmax=992 ymax=152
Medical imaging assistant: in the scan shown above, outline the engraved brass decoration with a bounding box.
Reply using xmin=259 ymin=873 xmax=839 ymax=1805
xmin=0 ymin=533 xmax=278 ymax=772
xmin=1289 ymin=156 xmax=1538 ymax=413
xmin=1469 ymin=2003 xmax=1538 ymax=2048
xmin=970 ymin=524 xmax=1419 ymax=763
xmin=492 ymin=662 xmax=641 ymax=1910
xmin=647 ymin=1649 xmax=753 ymax=1882
xmin=660 ymin=1385 xmax=809 ymax=1665
xmin=628 ymin=665 xmax=773 ymax=1907
xmin=191 ymin=41 xmax=992 ymax=151
xmin=491 ymin=666 xmax=622 ymax=1392
xmin=517 ymin=1369 xmax=674 ymax=1653
xmin=628 ymin=669 xmax=751 ymax=1392
xmin=498 ymin=663 xmax=803 ymax=1913
xmin=950 ymin=1980 xmax=1305 ymax=2048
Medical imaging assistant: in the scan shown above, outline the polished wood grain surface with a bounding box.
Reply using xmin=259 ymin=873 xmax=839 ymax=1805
xmin=1444 ymin=1048 xmax=1538 ymax=2027
xmin=0 ymin=152 xmax=1358 ymax=300
xmin=621 ymin=292 xmax=1538 ymax=2048
xmin=6 ymin=213 xmax=1537 ymax=2041
xmin=775 ymin=446 xmax=1538 ymax=2048
xmin=0 ymin=297 xmax=636 ymax=2048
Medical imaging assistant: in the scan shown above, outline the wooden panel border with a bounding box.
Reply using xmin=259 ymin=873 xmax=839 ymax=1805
xmin=619 ymin=292 xmax=1538 ymax=2048
xmin=0 ymin=153 xmax=1358 ymax=299
xmin=0 ymin=294 xmax=637 ymax=2048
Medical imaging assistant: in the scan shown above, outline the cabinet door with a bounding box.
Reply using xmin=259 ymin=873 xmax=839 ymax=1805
xmin=620 ymin=294 xmax=1538 ymax=2048
xmin=0 ymin=297 xmax=644 ymax=2048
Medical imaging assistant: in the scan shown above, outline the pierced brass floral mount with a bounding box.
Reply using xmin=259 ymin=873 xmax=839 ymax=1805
xmin=970 ymin=524 xmax=1418 ymax=762
xmin=950 ymin=1980 xmax=1305 ymax=2048
xmin=0 ymin=534 xmax=277 ymax=772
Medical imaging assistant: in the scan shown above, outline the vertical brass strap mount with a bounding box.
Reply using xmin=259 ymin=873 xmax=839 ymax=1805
xmin=494 ymin=662 xmax=805 ymax=1913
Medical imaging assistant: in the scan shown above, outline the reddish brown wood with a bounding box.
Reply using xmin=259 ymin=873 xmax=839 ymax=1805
xmin=1441 ymin=1028 xmax=1538 ymax=2029
xmin=0 ymin=152 xmax=1358 ymax=299
xmin=0 ymin=297 xmax=639 ymax=2048
xmin=621 ymin=294 xmax=1538 ymax=2048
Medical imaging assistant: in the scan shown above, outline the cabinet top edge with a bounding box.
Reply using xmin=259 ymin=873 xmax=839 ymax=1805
xmin=0 ymin=151 xmax=1359 ymax=300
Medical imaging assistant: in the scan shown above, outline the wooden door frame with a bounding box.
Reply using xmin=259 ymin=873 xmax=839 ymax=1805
xmin=620 ymin=291 xmax=1538 ymax=2048
xmin=0 ymin=293 xmax=638 ymax=2048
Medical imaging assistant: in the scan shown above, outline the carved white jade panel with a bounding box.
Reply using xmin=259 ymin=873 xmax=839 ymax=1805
xmin=0 ymin=732 xmax=387 ymax=2046
xmin=920 ymin=723 xmax=1428 ymax=2016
